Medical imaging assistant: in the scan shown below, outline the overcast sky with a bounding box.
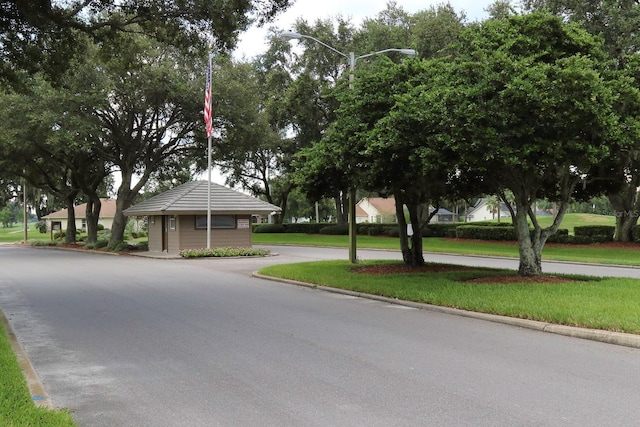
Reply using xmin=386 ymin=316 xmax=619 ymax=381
xmin=235 ymin=0 xmax=498 ymax=58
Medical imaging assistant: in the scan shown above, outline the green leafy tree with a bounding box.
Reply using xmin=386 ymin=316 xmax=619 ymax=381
xmin=93 ymin=34 xmax=204 ymax=247
xmin=523 ymin=0 xmax=640 ymax=242
xmin=0 ymin=0 xmax=293 ymax=88
xmin=439 ymin=12 xmax=622 ymax=275
xmin=0 ymin=75 xmax=97 ymax=243
xmin=0 ymin=206 xmax=12 ymax=227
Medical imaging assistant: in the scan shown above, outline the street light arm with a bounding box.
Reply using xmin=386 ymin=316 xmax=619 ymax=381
xmin=281 ymin=31 xmax=350 ymax=61
xmin=354 ymin=48 xmax=417 ymax=65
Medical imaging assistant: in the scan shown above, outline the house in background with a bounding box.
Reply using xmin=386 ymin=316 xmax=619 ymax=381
xmin=465 ymin=197 xmax=512 ymax=222
xmin=356 ymin=198 xmax=397 ymax=223
xmin=123 ymin=180 xmax=281 ymax=254
xmin=356 ymin=197 xmax=457 ymax=224
xmin=429 ymin=206 xmax=456 ymax=223
xmin=42 ymin=199 xmax=117 ymax=232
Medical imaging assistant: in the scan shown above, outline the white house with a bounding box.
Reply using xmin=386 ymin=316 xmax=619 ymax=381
xmin=356 ymin=197 xmax=457 ymax=223
xmin=356 ymin=198 xmax=397 ymax=223
xmin=42 ymin=199 xmax=117 ymax=232
xmin=465 ymin=198 xmax=512 ymax=222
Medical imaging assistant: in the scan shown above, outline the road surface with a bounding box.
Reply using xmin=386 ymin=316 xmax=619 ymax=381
xmin=1 ymin=245 xmax=639 ymax=426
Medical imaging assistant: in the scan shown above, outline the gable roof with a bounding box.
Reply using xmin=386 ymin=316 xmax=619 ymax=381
xmin=358 ymin=197 xmax=397 ymax=215
xmin=466 ymin=197 xmax=510 ymax=214
xmin=42 ymin=199 xmax=117 ymax=220
xmin=123 ymin=181 xmax=281 ymax=216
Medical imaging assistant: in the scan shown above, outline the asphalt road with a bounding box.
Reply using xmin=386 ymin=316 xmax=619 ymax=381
xmin=1 ymin=245 xmax=640 ymax=426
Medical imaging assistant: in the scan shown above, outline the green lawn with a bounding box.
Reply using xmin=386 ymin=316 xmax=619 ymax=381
xmin=493 ymin=212 xmax=616 ymax=234
xmin=258 ymin=260 xmax=640 ymax=334
xmin=0 ymin=224 xmax=40 ymax=243
xmin=0 ymin=321 xmax=76 ymax=427
xmin=252 ymin=233 xmax=640 ymax=266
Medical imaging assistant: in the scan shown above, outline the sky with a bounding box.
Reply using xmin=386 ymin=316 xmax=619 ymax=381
xmin=235 ymin=0 xmax=498 ymax=58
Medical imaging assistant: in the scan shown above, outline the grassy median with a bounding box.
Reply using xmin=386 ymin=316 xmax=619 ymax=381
xmin=258 ymin=260 xmax=640 ymax=334
xmin=0 ymin=321 xmax=76 ymax=427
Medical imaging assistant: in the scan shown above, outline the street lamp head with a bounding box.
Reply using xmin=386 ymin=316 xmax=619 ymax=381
xmin=399 ymin=49 xmax=417 ymax=58
xmin=281 ymin=31 xmax=303 ymax=40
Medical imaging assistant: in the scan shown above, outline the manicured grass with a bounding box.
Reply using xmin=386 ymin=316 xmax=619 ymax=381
xmin=258 ymin=260 xmax=640 ymax=334
xmin=0 ymin=322 xmax=77 ymax=427
xmin=0 ymin=225 xmax=40 ymax=243
xmin=495 ymin=213 xmax=616 ymax=234
xmin=252 ymin=233 xmax=640 ymax=266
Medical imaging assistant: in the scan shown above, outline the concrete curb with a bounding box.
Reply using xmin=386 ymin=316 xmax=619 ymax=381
xmin=252 ymin=272 xmax=640 ymax=350
xmin=0 ymin=307 xmax=53 ymax=408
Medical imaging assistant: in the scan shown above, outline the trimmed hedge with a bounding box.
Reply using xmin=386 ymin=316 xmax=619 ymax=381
xmin=253 ymin=224 xmax=286 ymax=233
xmin=456 ymin=226 xmax=572 ymax=243
xmin=456 ymin=225 xmax=517 ymax=241
xmin=319 ymin=224 xmax=349 ymax=235
xmin=423 ymin=223 xmax=460 ymax=238
xmin=574 ymin=225 xmax=615 ymax=242
xmin=253 ymin=221 xmax=608 ymax=245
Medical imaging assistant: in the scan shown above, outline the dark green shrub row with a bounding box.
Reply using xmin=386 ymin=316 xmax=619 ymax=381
xmin=253 ymin=224 xmax=287 ymax=233
xmin=319 ymin=225 xmax=349 ymax=235
xmin=254 ymin=221 xmax=615 ymax=245
xmin=574 ymin=225 xmax=615 ymax=241
xmin=456 ymin=226 xmax=575 ymax=243
xmin=253 ymin=222 xmax=402 ymax=236
xmin=456 ymin=225 xmax=518 ymax=241
xmin=423 ymin=223 xmax=460 ymax=238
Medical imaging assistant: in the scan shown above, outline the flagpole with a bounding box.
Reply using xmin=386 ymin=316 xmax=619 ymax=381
xmin=206 ymin=51 xmax=212 ymax=249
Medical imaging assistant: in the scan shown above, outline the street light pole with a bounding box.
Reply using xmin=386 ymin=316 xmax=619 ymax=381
xmin=282 ymin=31 xmax=416 ymax=264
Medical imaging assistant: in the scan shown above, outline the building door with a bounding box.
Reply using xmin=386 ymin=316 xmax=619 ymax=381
xmin=162 ymin=216 xmax=168 ymax=252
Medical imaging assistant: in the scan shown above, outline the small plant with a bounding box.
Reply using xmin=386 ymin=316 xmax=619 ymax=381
xmin=179 ymin=247 xmax=271 ymax=258
xmin=30 ymin=240 xmax=57 ymax=247
xmin=35 ymin=220 xmax=47 ymax=233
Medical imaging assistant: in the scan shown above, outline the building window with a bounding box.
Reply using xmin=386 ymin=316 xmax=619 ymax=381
xmin=81 ymin=219 xmax=87 ymax=230
xmin=195 ymin=215 xmax=236 ymax=229
xmin=169 ymin=215 xmax=176 ymax=230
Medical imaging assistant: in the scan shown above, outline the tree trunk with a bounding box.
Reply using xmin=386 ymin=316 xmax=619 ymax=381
xmin=64 ymin=193 xmax=77 ymax=244
xmin=394 ymin=193 xmax=424 ymax=267
xmin=109 ymin=172 xmax=138 ymax=247
xmin=513 ymin=205 xmax=542 ymax=276
xmin=334 ymin=192 xmax=348 ymax=225
xmin=109 ymin=196 xmax=131 ymax=247
xmin=608 ymin=191 xmax=638 ymax=242
xmin=407 ymin=202 xmax=425 ymax=267
xmin=84 ymin=197 xmax=101 ymax=244
xmin=617 ymin=215 xmax=637 ymax=242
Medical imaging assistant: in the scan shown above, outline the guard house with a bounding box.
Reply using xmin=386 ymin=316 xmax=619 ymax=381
xmin=123 ymin=181 xmax=280 ymax=254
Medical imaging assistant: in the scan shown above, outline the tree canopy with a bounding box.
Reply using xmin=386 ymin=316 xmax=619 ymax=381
xmin=0 ymin=0 xmax=292 ymax=88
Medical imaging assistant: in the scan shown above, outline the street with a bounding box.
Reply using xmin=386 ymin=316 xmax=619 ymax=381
xmin=1 ymin=245 xmax=640 ymax=426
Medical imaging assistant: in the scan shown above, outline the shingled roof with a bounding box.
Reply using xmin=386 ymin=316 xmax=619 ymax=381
xmin=43 ymin=199 xmax=117 ymax=219
xmin=123 ymin=181 xmax=281 ymax=216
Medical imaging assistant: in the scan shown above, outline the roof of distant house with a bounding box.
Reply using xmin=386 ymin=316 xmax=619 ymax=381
xmin=360 ymin=197 xmax=397 ymax=214
xmin=42 ymin=199 xmax=117 ymax=219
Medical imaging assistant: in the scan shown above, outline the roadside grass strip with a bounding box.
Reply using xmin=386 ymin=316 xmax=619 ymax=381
xmin=252 ymin=233 xmax=640 ymax=266
xmin=258 ymin=260 xmax=640 ymax=334
xmin=0 ymin=322 xmax=76 ymax=427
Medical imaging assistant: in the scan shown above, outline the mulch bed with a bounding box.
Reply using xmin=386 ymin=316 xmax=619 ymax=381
xmin=352 ymin=263 xmax=573 ymax=284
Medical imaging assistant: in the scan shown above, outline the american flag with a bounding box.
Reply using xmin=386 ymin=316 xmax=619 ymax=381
xmin=204 ymin=57 xmax=213 ymax=137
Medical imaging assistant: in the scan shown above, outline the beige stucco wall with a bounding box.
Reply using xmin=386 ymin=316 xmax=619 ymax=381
xmin=143 ymin=214 xmax=253 ymax=254
xmin=45 ymin=218 xmax=114 ymax=231
xmin=147 ymin=216 xmax=163 ymax=252
xmin=176 ymin=215 xmax=252 ymax=252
